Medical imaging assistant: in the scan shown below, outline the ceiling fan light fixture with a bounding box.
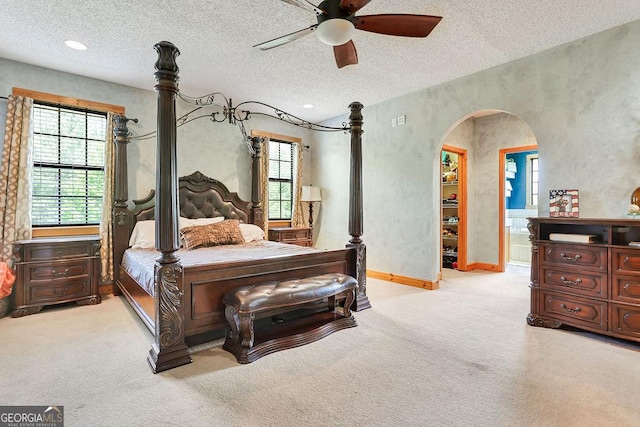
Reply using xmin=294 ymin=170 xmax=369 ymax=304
xmin=316 ymin=18 xmax=355 ymax=46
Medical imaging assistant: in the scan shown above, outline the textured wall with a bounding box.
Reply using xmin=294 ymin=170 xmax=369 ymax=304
xmin=0 ymin=58 xmax=313 ymax=205
xmin=313 ymin=20 xmax=640 ymax=281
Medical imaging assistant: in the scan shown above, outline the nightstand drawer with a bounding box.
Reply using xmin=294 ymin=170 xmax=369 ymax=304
xmin=540 ymin=267 xmax=607 ymax=298
xmin=540 ymin=243 xmax=606 ymax=272
xmin=28 ymin=280 xmax=91 ymax=303
xmin=24 ymin=242 xmax=94 ymax=262
xmin=26 ymin=260 xmax=90 ymax=282
xmin=268 ymin=227 xmax=312 ymax=247
xmin=541 ymin=291 xmax=607 ymax=331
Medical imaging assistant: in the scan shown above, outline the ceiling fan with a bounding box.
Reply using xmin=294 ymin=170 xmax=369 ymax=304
xmin=253 ymin=0 xmax=442 ymax=68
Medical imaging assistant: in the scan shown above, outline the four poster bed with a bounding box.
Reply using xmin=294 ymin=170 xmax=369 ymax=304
xmin=112 ymin=41 xmax=369 ymax=372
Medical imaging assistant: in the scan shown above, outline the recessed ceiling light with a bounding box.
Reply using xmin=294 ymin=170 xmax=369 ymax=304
xmin=64 ymin=40 xmax=87 ymax=51
xmin=303 ymin=104 xmax=314 ymax=109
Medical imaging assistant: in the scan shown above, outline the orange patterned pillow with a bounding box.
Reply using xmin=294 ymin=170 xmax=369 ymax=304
xmin=180 ymin=219 xmax=245 ymax=250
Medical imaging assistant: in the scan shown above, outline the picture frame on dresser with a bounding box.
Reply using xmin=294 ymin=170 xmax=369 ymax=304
xmin=549 ymin=189 xmax=579 ymax=218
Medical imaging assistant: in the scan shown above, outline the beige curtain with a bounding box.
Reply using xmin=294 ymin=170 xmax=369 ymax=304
xmin=0 ymin=96 xmax=33 ymax=264
xmin=259 ymin=137 xmax=270 ymax=232
xmin=291 ymin=141 xmax=305 ymax=228
xmin=99 ymin=113 xmax=115 ymax=283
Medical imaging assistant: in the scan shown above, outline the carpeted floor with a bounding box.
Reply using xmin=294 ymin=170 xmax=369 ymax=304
xmin=1 ymin=267 xmax=639 ymax=426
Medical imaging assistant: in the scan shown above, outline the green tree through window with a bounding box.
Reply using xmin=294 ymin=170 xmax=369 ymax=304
xmin=32 ymin=103 xmax=106 ymax=226
xmin=268 ymin=140 xmax=294 ymax=220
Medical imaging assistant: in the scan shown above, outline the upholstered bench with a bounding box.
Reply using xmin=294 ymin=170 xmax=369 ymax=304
xmin=222 ymin=273 xmax=357 ymax=363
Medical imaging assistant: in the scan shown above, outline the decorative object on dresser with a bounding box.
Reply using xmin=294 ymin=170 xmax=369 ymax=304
xmin=268 ymin=226 xmax=313 ymax=247
xmin=11 ymin=236 xmax=101 ymax=317
xmin=301 ymin=185 xmax=322 ymax=229
xmin=528 ymin=217 xmax=640 ymax=343
xmin=549 ymin=189 xmax=579 ymax=218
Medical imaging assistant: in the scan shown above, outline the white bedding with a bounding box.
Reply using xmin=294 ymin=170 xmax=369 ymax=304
xmin=121 ymin=240 xmax=321 ymax=296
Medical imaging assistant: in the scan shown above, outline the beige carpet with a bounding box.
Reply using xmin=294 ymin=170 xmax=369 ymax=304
xmin=1 ymin=267 xmax=639 ymax=426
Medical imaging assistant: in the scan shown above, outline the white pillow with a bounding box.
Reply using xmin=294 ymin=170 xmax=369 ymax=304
xmin=239 ymin=223 xmax=265 ymax=242
xmin=179 ymin=216 xmax=225 ymax=229
xmin=129 ymin=220 xmax=156 ymax=249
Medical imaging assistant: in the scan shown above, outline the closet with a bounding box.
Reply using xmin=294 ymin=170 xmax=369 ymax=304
xmin=441 ymin=147 xmax=466 ymax=270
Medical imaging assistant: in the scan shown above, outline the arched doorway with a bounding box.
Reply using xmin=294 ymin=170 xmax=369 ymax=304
xmin=438 ymin=110 xmax=538 ymax=276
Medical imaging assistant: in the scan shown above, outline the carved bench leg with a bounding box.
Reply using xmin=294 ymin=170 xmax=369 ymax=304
xmin=239 ymin=312 xmax=255 ymax=349
xmin=225 ymin=305 xmax=240 ymax=340
xmin=343 ymin=289 xmax=355 ymax=318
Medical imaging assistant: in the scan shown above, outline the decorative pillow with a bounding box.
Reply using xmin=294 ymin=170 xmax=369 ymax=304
xmin=129 ymin=220 xmax=156 ymax=249
xmin=239 ymin=223 xmax=265 ymax=242
xmin=180 ymin=219 xmax=245 ymax=250
xmin=179 ymin=216 xmax=225 ymax=229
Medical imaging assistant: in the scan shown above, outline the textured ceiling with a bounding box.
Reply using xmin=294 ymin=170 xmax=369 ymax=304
xmin=2 ymin=0 xmax=640 ymax=122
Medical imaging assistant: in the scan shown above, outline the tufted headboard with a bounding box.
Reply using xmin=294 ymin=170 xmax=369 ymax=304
xmin=131 ymin=171 xmax=251 ymax=225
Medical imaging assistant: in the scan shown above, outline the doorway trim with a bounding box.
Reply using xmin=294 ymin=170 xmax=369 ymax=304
xmin=498 ymin=144 xmax=538 ymax=271
xmin=442 ymin=144 xmax=468 ymax=272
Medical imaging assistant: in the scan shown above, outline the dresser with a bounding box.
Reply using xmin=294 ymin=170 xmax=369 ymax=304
xmin=268 ymin=227 xmax=312 ymax=247
xmin=11 ymin=236 xmax=101 ymax=317
xmin=528 ymin=218 xmax=640 ymax=342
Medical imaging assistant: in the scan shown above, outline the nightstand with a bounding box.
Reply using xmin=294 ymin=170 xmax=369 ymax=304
xmin=11 ymin=235 xmax=101 ymax=317
xmin=268 ymin=227 xmax=312 ymax=247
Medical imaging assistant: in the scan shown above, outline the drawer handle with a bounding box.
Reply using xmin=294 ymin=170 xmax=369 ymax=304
xmin=560 ymin=276 xmax=582 ymax=286
xmin=623 ymin=256 xmax=630 ymax=264
xmin=560 ymin=303 xmax=581 ymax=314
xmin=560 ymin=253 xmax=582 ymax=262
xmin=51 ymin=287 xmax=70 ymax=295
xmin=52 ymin=268 xmax=70 ymax=278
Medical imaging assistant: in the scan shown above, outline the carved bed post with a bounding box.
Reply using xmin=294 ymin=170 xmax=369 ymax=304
xmin=250 ymin=137 xmax=264 ymax=228
xmin=347 ymin=102 xmax=371 ymax=311
xmin=112 ymin=115 xmax=130 ymax=295
xmin=147 ymin=41 xmax=192 ymax=373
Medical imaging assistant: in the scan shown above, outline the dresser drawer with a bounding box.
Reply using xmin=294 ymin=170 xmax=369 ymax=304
xmin=26 ymin=259 xmax=90 ymax=282
xmin=28 ymin=280 xmax=91 ymax=303
xmin=540 ymin=243 xmax=606 ymax=271
xmin=23 ymin=242 xmax=94 ymax=262
xmin=611 ymin=275 xmax=640 ymax=304
xmin=612 ymin=248 xmax=640 ymax=276
xmin=610 ymin=303 xmax=640 ymax=339
xmin=540 ymin=267 xmax=607 ymax=298
xmin=541 ymin=291 xmax=607 ymax=331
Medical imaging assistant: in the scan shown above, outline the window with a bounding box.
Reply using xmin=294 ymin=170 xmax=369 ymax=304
xmin=31 ymin=103 xmax=107 ymax=226
xmin=526 ymin=154 xmax=539 ymax=208
xmin=268 ymin=139 xmax=294 ymax=220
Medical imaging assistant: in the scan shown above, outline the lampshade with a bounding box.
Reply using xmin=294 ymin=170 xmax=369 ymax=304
xmin=316 ymin=18 xmax=355 ymax=46
xmin=301 ymin=186 xmax=322 ymax=202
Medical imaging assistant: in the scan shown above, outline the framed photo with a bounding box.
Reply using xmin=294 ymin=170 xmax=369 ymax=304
xmin=550 ymin=189 xmax=579 ymax=217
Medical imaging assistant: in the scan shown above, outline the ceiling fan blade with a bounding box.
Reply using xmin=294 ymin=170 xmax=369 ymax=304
xmin=253 ymin=24 xmax=318 ymax=50
xmin=355 ymin=14 xmax=442 ymax=37
xmin=339 ymin=0 xmax=373 ymax=14
xmin=334 ymin=40 xmax=358 ymax=69
xmin=280 ymin=0 xmax=326 ymax=15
